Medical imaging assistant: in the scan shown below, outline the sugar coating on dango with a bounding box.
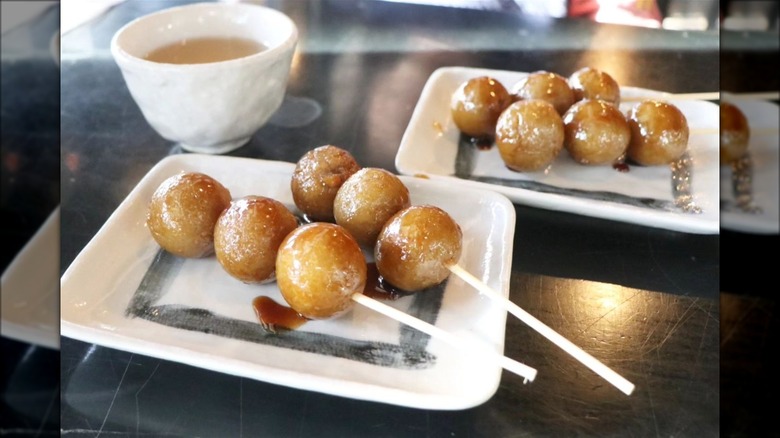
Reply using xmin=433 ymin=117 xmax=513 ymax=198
xmin=333 ymin=168 xmax=411 ymax=247
xmin=146 ymin=172 xmax=232 ymax=258
xmin=626 ymin=100 xmax=689 ymax=166
xmin=291 ymin=145 xmax=361 ymax=221
xmin=568 ymin=67 xmax=621 ymax=106
xmin=213 ymin=196 xmax=298 ymax=284
xmin=562 ymin=99 xmax=630 ymax=165
xmin=511 ymin=71 xmax=576 ymax=116
xmin=495 ymin=99 xmax=565 ymax=172
xmin=375 ymin=205 xmax=462 ymax=292
xmin=276 ymin=222 xmax=367 ymax=320
xmin=451 ymin=76 xmax=512 ymax=138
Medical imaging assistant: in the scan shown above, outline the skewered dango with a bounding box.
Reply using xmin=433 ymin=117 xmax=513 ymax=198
xmin=562 ymin=99 xmax=631 ymax=165
xmin=719 ymin=101 xmax=750 ymax=165
xmin=333 ymin=167 xmax=411 ymax=247
xmin=511 ymin=71 xmax=576 ymax=115
xmin=147 ymin=172 xmax=232 ymax=258
xmin=450 ymin=76 xmax=512 ymax=139
xmin=568 ymin=67 xmax=621 ymax=106
xmin=495 ymin=99 xmax=565 ymax=172
xmin=291 ymin=145 xmax=361 ymax=222
xmin=374 ymin=205 xmax=463 ymax=292
xmin=626 ymin=100 xmax=689 ymax=166
xmin=275 ymin=222 xmax=367 ymax=319
xmin=214 ymin=196 xmax=298 ymax=283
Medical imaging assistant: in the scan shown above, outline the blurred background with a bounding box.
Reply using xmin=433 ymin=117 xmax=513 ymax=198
xmin=1 ymin=1 xmax=60 ymax=436
xmin=381 ymin=0 xmax=778 ymax=32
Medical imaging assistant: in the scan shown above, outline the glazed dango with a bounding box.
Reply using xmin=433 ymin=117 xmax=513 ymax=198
xmin=511 ymin=71 xmax=576 ymax=115
xmin=333 ymin=168 xmax=411 ymax=247
xmin=495 ymin=99 xmax=565 ymax=172
xmin=626 ymin=100 xmax=689 ymax=166
xmin=562 ymin=99 xmax=631 ymax=165
xmin=146 ymin=172 xmax=232 ymax=258
xmin=276 ymin=222 xmax=367 ymax=319
xmin=290 ymin=145 xmax=361 ymax=222
xmin=375 ymin=205 xmax=462 ymax=292
xmin=213 ymin=196 xmax=298 ymax=284
xmin=568 ymin=67 xmax=621 ymax=106
xmin=451 ymin=76 xmax=512 ymax=139
xmin=720 ymin=101 xmax=750 ymax=165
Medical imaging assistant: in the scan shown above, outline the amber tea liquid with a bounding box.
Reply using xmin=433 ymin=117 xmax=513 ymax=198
xmin=143 ymin=37 xmax=265 ymax=64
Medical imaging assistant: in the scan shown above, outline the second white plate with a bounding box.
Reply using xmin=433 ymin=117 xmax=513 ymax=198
xmin=396 ymin=67 xmax=720 ymax=234
xmin=720 ymin=99 xmax=779 ymax=234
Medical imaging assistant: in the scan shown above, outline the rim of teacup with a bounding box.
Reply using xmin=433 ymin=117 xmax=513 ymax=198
xmin=110 ymin=2 xmax=298 ymax=71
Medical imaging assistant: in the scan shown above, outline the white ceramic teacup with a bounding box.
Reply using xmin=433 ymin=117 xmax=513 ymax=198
xmin=111 ymin=2 xmax=298 ymax=154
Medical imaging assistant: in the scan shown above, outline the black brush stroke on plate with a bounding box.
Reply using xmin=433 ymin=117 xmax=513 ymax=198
xmin=455 ymin=135 xmax=685 ymax=212
xmin=125 ymin=250 xmax=440 ymax=369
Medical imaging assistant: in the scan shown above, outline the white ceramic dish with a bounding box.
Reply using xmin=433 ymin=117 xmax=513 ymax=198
xmin=720 ymin=99 xmax=779 ymax=234
xmin=1 ymin=207 xmax=60 ymax=350
xmin=111 ymin=2 xmax=298 ymax=154
xmin=396 ymin=66 xmax=720 ymax=234
xmin=60 ymin=154 xmax=518 ymax=410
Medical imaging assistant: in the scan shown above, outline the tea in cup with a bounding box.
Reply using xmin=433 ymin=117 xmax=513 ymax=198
xmin=111 ymin=2 xmax=298 ymax=154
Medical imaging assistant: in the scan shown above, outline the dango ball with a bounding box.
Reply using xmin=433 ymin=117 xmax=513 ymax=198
xmin=375 ymin=205 xmax=462 ymax=292
xmin=450 ymin=76 xmax=512 ymax=138
xmin=291 ymin=145 xmax=361 ymax=221
xmin=495 ymin=99 xmax=565 ymax=172
xmin=511 ymin=71 xmax=576 ymax=115
xmin=720 ymin=101 xmax=750 ymax=165
xmin=568 ymin=67 xmax=621 ymax=106
xmin=276 ymin=223 xmax=367 ymax=320
xmin=213 ymin=196 xmax=298 ymax=284
xmin=333 ymin=168 xmax=411 ymax=247
xmin=146 ymin=172 xmax=231 ymax=258
xmin=626 ymin=100 xmax=689 ymax=166
xmin=562 ymin=99 xmax=630 ymax=165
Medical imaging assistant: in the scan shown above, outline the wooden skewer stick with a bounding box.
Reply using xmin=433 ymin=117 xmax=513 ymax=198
xmin=448 ymin=264 xmax=636 ymax=396
xmin=622 ymin=91 xmax=780 ymax=103
xmin=723 ymin=91 xmax=780 ymax=101
xmin=688 ymin=128 xmax=719 ymax=135
xmin=621 ymin=92 xmax=721 ymax=102
xmin=351 ymin=293 xmax=538 ymax=383
xmin=689 ymin=127 xmax=778 ymax=136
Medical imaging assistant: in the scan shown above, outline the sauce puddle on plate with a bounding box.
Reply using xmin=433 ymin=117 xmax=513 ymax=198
xmin=253 ymin=263 xmax=413 ymax=331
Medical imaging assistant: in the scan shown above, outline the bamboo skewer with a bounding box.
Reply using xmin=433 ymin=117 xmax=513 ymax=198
xmin=722 ymin=91 xmax=780 ymax=101
xmin=622 ymin=91 xmax=779 ymax=102
xmin=621 ymin=92 xmax=720 ymax=102
xmin=447 ymin=264 xmax=636 ymax=396
xmin=351 ymin=293 xmax=538 ymax=383
xmin=689 ymin=127 xmax=778 ymax=136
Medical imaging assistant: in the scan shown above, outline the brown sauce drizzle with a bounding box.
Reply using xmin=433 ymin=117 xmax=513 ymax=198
xmin=252 ymin=296 xmax=309 ymax=332
xmin=472 ymin=136 xmax=494 ymax=151
xmin=363 ymin=263 xmax=413 ymax=301
xmin=612 ymin=162 xmax=630 ymax=172
xmin=252 ymin=264 xmax=413 ymax=331
xmin=461 ymin=133 xmax=494 ymax=151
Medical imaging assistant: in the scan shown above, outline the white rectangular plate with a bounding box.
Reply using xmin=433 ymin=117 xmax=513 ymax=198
xmin=720 ymin=99 xmax=779 ymax=234
xmin=60 ymin=154 xmax=518 ymax=410
xmin=396 ymin=66 xmax=720 ymax=234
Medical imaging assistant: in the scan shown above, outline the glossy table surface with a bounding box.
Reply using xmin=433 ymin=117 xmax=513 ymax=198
xmin=49 ymin=0 xmax=768 ymax=437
